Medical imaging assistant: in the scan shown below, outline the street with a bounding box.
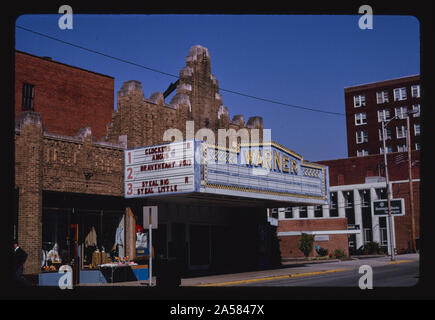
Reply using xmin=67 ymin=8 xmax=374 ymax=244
xmin=235 ymin=256 xmax=419 ymax=287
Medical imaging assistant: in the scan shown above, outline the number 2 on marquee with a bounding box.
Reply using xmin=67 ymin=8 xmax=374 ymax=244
xmin=127 ymin=167 xmax=133 ymax=180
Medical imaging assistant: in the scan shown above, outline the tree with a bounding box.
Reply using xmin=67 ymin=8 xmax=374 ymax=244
xmin=298 ymin=233 xmax=315 ymax=257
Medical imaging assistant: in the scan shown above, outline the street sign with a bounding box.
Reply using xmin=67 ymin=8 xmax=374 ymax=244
xmin=314 ymin=235 xmax=329 ymax=242
xmin=372 ymin=198 xmax=405 ymax=216
xmin=143 ymin=206 xmax=158 ymax=229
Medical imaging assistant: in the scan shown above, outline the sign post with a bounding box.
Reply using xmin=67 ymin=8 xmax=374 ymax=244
xmin=143 ymin=206 xmax=158 ymax=286
xmin=149 ymin=211 xmax=152 ymax=287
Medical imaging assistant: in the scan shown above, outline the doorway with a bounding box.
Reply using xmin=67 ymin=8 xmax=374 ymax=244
xmin=189 ymin=225 xmax=210 ymax=270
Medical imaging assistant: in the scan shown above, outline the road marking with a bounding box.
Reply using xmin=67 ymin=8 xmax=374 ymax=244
xmin=388 ymin=260 xmax=414 ymax=265
xmin=197 ymin=268 xmax=352 ymax=287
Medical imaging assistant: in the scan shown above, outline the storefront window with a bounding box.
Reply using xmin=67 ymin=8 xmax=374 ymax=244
xmin=41 ymin=208 xmax=124 ymax=273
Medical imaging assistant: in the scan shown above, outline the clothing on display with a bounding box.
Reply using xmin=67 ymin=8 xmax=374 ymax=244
xmin=85 ymin=226 xmax=97 ymax=248
xmin=91 ymin=249 xmax=101 ymax=268
xmin=101 ymin=248 xmax=107 ymax=264
xmin=115 ymin=216 xmax=125 ymax=258
xmin=41 ymin=250 xmax=48 ymax=268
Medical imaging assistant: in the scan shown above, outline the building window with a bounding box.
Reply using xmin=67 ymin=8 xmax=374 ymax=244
xmin=393 ymin=87 xmax=407 ymax=101
xmin=355 ymin=113 xmax=367 ymax=125
xmin=411 ymin=85 xmax=420 ymax=98
xmin=380 ymin=146 xmax=392 ymax=154
xmin=360 ymin=190 xmax=371 ymax=208
xmin=299 ymin=207 xmax=308 ymax=218
xmin=329 ymin=192 xmax=338 ymax=217
xmin=414 ymin=124 xmax=420 ymax=136
xmin=415 ymin=143 xmax=420 ymax=150
xmin=356 ymin=131 xmax=368 ymax=144
xmin=395 ymin=106 xmax=408 ymax=119
xmin=269 ymin=208 xmax=279 ymax=219
xmin=397 ymin=144 xmax=407 ymax=152
xmin=314 ymin=206 xmax=323 ymax=218
xmin=378 ymin=109 xmax=391 ymax=122
xmin=375 ymin=188 xmax=387 ymax=200
xmin=284 ymin=208 xmax=293 ymax=219
xmin=396 ymin=125 xmax=407 ymax=139
xmin=376 ymin=91 xmax=389 ymax=104
xmin=343 ymin=191 xmax=354 ymax=209
xmin=357 ymin=149 xmax=369 ymax=157
xmin=344 ymin=191 xmax=355 ymax=225
xmin=412 ymin=104 xmax=420 ymax=117
xmin=378 ymin=128 xmax=392 ymax=141
xmin=354 ymin=95 xmax=366 ymax=107
xmin=22 ymin=83 xmax=35 ymax=111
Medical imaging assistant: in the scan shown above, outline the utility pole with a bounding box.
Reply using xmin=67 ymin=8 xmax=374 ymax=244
xmin=381 ymin=120 xmax=395 ymax=261
xmin=406 ymin=114 xmax=416 ymax=252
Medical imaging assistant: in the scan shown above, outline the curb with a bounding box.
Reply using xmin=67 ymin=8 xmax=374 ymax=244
xmin=196 ymin=268 xmax=352 ymax=287
xmin=388 ymin=260 xmax=414 ymax=265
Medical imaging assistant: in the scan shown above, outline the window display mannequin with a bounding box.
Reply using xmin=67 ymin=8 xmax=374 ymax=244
xmin=84 ymin=226 xmax=97 ymax=266
xmin=115 ymin=215 xmax=125 ymax=258
xmin=47 ymin=242 xmax=61 ymax=263
xmin=85 ymin=226 xmax=97 ymax=247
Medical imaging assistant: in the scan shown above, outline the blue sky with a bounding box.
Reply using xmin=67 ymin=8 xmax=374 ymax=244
xmin=15 ymin=14 xmax=420 ymax=161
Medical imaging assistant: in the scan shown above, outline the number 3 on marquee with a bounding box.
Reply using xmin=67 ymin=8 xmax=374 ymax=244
xmin=126 ymin=183 xmax=133 ymax=195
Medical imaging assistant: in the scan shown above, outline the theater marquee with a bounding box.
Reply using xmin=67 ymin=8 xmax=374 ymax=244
xmin=124 ymin=140 xmax=330 ymax=205
xmin=124 ymin=140 xmax=196 ymax=198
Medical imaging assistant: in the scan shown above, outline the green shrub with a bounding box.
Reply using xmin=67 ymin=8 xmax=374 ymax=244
xmin=365 ymin=242 xmax=380 ymax=254
xmin=298 ymin=233 xmax=315 ymax=257
xmin=316 ymin=247 xmax=329 ymax=257
xmin=333 ymin=248 xmax=346 ymax=259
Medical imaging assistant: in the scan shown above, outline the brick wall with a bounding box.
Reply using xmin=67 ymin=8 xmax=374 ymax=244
xmin=317 ymin=150 xmax=420 ymax=186
xmin=15 ymin=112 xmax=43 ymax=274
xmin=392 ymin=181 xmax=420 ymax=253
xmin=278 ymin=218 xmax=349 ymax=258
xmin=15 ymin=111 xmax=125 ymax=274
xmin=15 ymin=51 xmax=114 ymax=141
xmin=279 ymin=234 xmax=349 ymax=258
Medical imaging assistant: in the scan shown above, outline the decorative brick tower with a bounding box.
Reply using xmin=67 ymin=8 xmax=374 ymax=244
xmin=106 ymin=45 xmax=265 ymax=148
xmin=178 ymin=45 xmax=223 ymax=133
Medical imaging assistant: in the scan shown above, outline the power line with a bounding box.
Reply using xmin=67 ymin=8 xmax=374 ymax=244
xmin=16 ymin=25 xmax=345 ymax=117
xmin=16 ymin=25 xmax=178 ymax=79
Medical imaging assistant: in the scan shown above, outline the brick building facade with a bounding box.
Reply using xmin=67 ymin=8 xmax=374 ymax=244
xmin=277 ymin=218 xmax=349 ymax=258
xmin=344 ymin=75 xmax=420 ymax=157
xmin=317 ymin=151 xmax=420 ymax=254
xmin=274 ymin=75 xmax=421 ymax=258
xmin=15 ymin=51 xmax=114 ymax=141
xmin=14 ymin=45 xmax=271 ymax=278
